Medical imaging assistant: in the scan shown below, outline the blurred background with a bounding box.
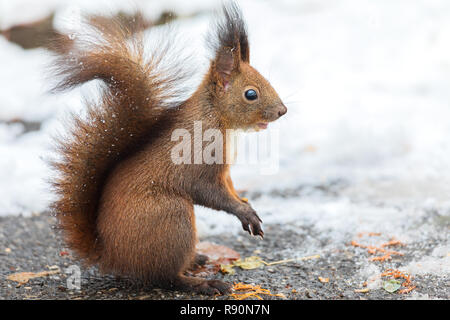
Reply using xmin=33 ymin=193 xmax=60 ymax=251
xmin=0 ymin=0 xmax=449 ymax=281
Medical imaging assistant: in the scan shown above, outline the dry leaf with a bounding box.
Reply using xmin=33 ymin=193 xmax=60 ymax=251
xmin=383 ymin=279 xmax=402 ymax=293
xmin=196 ymin=242 xmax=240 ymax=264
xmin=231 ymin=282 xmax=286 ymax=300
xmin=351 ymin=234 xmax=404 ymax=262
xmin=318 ymin=277 xmax=329 ymax=283
xmin=189 ymin=242 xmax=240 ymax=276
xmin=7 ymin=269 xmax=60 ymax=286
xmin=234 ymin=256 xmax=264 ymax=270
xmin=220 ymin=264 xmax=236 ymax=275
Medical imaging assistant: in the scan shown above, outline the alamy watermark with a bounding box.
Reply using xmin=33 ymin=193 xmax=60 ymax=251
xmin=66 ymin=265 xmax=81 ymax=290
xmin=170 ymin=121 xmax=280 ymax=175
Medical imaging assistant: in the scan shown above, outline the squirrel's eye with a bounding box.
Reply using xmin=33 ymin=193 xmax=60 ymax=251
xmin=244 ymin=89 xmax=258 ymax=101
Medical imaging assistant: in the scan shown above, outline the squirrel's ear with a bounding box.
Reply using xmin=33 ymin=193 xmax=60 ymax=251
xmin=209 ymin=3 xmax=249 ymax=91
xmin=212 ymin=44 xmax=241 ymax=90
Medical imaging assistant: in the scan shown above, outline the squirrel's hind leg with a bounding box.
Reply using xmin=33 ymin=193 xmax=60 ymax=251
xmin=171 ymin=274 xmax=232 ymax=295
xmin=97 ymin=186 xmax=230 ymax=295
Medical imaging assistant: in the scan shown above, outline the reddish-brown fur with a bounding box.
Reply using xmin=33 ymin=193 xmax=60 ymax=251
xmin=51 ymin=3 xmax=286 ymax=295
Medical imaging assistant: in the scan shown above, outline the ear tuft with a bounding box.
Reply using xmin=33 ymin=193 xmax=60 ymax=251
xmin=207 ymin=2 xmax=250 ymax=88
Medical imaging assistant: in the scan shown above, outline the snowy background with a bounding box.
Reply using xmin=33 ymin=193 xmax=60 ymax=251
xmin=0 ymin=0 xmax=449 ymax=291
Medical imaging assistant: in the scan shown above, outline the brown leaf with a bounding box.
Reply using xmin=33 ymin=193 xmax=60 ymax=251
xmin=196 ymin=241 xmax=240 ymax=265
xmin=7 ymin=269 xmax=60 ymax=286
xmin=188 ymin=242 xmax=240 ymax=276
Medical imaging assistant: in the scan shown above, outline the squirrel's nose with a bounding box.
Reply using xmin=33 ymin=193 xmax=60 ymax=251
xmin=277 ymin=104 xmax=287 ymax=117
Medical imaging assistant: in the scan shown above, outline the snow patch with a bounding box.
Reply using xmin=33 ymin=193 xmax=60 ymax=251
xmin=403 ymin=246 xmax=450 ymax=276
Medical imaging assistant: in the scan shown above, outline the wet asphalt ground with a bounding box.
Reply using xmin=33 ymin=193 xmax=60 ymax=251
xmin=0 ymin=211 xmax=448 ymax=300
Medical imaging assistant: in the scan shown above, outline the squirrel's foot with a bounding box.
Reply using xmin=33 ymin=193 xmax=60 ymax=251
xmin=173 ymin=275 xmax=231 ymax=295
xmin=237 ymin=206 xmax=264 ymax=238
xmin=193 ymin=253 xmax=209 ymax=267
xmin=193 ymin=279 xmax=232 ymax=295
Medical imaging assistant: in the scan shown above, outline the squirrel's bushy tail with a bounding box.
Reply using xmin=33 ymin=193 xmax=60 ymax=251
xmin=50 ymin=15 xmax=186 ymax=264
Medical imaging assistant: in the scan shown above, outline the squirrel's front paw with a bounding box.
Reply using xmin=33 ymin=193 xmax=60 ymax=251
xmin=238 ymin=207 xmax=264 ymax=238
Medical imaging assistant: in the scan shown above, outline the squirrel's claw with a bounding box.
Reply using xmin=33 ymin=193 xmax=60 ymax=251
xmin=238 ymin=206 xmax=264 ymax=238
xmin=258 ymin=230 xmax=264 ymax=239
xmin=250 ymin=223 xmax=264 ymax=239
xmin=241 ymin=218 xmax=264 ymax=238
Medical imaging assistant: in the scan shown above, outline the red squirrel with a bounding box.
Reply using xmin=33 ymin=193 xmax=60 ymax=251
xmin=50 ymin=3 xmax=286 ymax=295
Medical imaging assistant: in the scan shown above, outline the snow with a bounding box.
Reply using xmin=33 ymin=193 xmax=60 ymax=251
xmin=403 ymin=246 xmax=450 ymax=276
xmin=0 ymin=0 xmax=449 ymax=282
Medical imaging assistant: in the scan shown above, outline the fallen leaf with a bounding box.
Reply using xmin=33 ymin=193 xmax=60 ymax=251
xmin=189 ymin=242 xmax=240 ymax=277
xmin=231 ymin=282 xmax=286 ymax=300
xmin=354 ymin=288 xmax=370 ymax=293
xmin=318 ymin=277 xmax=329 ymax=283
xmin=234 ymin=256 xmax=264 ymax=270
xmin=7 ymin=269 xmax=60 ymax=286
xmin=220 ymin=254 xmax=321 ymax=275
xmin=196 ymin=242 xmax=240 ymax=265
xmin=383 ymin=279 xmax=402 ymax=293
xmin=351 ymin=234 xmax=404 ymax=262
xmin=380 ymin=239 xmax=404 ymax=248
xmin=220 ymin=264 xmax=236 ymax=275
xmin=381 ymin=269 xmax=415 ymax=294
xmin=220 ymin=256 xmax=265 ymax=275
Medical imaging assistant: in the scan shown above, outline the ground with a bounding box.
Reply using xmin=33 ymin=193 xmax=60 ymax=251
xmin=1 ymin=208 xmax=448 ymax=300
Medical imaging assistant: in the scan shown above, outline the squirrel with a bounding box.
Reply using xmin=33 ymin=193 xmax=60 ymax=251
xmin=50 ymin=3 xmax=287 ymax=295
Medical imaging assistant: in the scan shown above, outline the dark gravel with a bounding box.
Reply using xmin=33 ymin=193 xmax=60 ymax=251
xmin=0 ymin=212 xmax=448 ymax=300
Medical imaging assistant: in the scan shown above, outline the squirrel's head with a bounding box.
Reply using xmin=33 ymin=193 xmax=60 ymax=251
xmin=207 ymin=3 xmax=287 ymax=131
